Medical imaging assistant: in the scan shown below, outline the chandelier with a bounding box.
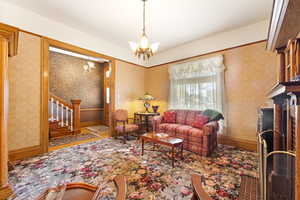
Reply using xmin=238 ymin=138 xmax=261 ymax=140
xmin=129 ymin=0 xmax=159 ymax=60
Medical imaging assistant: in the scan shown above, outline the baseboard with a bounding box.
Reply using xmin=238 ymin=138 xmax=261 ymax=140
xmin=80 ymin=120 xmax=103 ymax=127
xmin=218 ymin=136 xmax=257 ymax=152
xmin=8 ymin=145 xmax=42 ymax=161
xmin=50 ymin=130 xmax=73 ymax=138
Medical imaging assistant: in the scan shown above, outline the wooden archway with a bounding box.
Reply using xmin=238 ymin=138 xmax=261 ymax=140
xmin=0 ymin=23 xmax=19 ymax=199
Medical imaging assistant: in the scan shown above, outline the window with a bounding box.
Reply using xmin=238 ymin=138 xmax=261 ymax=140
xmin=169 ymin=55 xmax=225 ymax=113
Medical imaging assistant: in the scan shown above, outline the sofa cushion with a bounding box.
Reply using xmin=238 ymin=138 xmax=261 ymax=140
xmin=192 ymin=114 xmax=209 ymax=129
xmin=188 ymin=128 xmax=204 ymax=143
xmin=176 ymin=125 xmax=193 ymax=140
xmin=158 ymin=123 xmax=172 ymax=132
xmin=185 ymin=111 xmax=200 ymax=126
xmin=165 ymin=123 xmax=181 ymax=136
xmin=164 ymin=111 xmax=176 ymax=123
xmin=175 ymin=110 xmax=188 ymax=124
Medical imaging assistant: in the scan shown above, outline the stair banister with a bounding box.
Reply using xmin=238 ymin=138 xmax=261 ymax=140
xmin=71 ymin=99 xmax=81 ymax=135
xmin=49 ymin=93 xmax=81 ymax=136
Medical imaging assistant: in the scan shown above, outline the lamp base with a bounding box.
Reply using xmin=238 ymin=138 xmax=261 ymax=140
xmin=144 ymin=102 xmax=151 ymax=113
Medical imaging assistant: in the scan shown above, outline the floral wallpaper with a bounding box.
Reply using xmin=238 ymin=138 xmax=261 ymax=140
xmin=49 ymin=52 xmax=104 ymax=108
xmin=8 ymin=32 xmax=41 ymax=151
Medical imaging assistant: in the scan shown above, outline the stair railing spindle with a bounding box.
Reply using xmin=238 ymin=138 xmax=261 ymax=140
xmin=56 ymin=100 xmax=59 ymax=121
xmin=61 ymin=103 xmax=64 ymax=127
xmin=50 ymin=98 xmax=54 ymax=122
xmin=66 ymin=107 xmax=69 ymax=126
xmin=70 ymin=109 xmax=73 ymax=131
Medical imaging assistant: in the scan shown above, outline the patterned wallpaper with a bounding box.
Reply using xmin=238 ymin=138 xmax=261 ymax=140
xmin=49 ymin=52 xmax=104 ymax=108
xmin=8 ymin=32 xmax=41 ymax=151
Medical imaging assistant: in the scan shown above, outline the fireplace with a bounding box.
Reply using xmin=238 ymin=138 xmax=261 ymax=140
xmin=258 ymin=108 xmax=296 ymax=200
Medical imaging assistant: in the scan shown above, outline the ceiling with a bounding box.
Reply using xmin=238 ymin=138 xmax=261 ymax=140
xmin=2 ymin=0 xmax=273 ymax=53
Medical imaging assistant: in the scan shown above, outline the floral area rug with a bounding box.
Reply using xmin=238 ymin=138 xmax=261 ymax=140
xmin=48 ymin=131 xmax=99 ymax=148
xmin=9 ymin=138 xmax=258 ymax=200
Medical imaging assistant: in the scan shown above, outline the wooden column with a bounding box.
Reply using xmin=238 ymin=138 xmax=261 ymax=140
xmin=0 ymin=36 xmax=13 ymax=199
xmin=277 ymin=48 xmax=286 ymax=83
xmin=103 ymin=62 xmax=110 ymax=127
xmin=0 ymin=23 xmax=18 ymax=199
xmin=71 ymin=99 xmax=81 ymax=135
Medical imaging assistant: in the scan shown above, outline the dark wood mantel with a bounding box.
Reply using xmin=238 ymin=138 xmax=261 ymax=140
xmin=268 ymin=81 xmax=300 ymax=99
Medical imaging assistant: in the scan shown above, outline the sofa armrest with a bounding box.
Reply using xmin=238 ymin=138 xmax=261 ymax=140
xmin=152 ymin=116 xmax=164 ymax=132
xmin=203 ymin=121 xmax=218 ymax=136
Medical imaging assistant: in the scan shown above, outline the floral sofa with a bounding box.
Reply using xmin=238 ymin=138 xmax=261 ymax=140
xmin=152 ymin=110 xmax=219 ymax=156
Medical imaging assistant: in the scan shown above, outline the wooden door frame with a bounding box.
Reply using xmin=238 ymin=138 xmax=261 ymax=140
xmin=41 ymin=37 xmax=116 ymax=153
xmin=0 ymin=23 xmax=19 ymax=199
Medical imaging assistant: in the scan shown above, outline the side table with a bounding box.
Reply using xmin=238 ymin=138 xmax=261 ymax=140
xmin=134 ymin=112 xmax=160 ymax=132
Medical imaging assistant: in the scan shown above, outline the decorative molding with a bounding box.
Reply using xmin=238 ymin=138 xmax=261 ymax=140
xmin=267 ymin=0 xmax=300 ymax=51
xmin=0 ymin=23 xmax=19 ymax=57
xmin=8 ymin=145 xmax=42 ymax=161
xmin=81 ymin=108 xmax=104 ymax=111
xmin=218 ymin=136 xmax=257 ymax=152
xmin=147 ymin=40 xmax=266 ymax=68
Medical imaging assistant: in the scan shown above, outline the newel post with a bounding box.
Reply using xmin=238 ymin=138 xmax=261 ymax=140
xmin=71 ymin=99 xmax=81 ymax=135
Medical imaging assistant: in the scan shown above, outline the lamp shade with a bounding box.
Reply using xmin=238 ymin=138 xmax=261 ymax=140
xmin=138 ymin=92 xmax=155 ymax=101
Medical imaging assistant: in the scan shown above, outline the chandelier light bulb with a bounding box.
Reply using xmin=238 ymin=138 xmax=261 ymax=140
xmin=151 ymin=42 xmax=160 ymax=53
xmin=129 ymin=41 xmax=138 ymax=52
xmin=140 ymin=34 xmax=149 ymax=49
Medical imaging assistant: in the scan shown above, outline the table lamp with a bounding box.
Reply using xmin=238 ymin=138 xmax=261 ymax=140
xmin=138 ymin=92 xmax=155 ymax=113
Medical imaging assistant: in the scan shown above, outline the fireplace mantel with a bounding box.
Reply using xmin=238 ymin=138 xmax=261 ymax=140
xmin=268 ymin=81 xmax=300 ymax=100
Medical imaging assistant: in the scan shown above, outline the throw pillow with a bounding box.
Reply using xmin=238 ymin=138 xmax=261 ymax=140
xmin=192 ymin=114 xmax=209 ymax=129
xmin=164 ymin=111 xmax=176 ymax=123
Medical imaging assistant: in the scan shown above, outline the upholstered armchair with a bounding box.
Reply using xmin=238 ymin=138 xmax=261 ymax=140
xmin=113 ymin=109 xmax=139 ymax=143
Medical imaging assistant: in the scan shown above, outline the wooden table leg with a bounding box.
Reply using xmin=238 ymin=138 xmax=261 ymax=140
xmin=172 ymin=146 xmax=175 ymax=168
xmin=145 ymin=116 xmax=149 ymax=132
xmin=142 ymin=139 xmax=144 ymax=156
xmin=181 ymin=143 xmax=184 ymax=160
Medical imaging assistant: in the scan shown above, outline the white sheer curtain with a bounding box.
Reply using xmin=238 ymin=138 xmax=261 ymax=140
xmin=168 ymin=55 xmax=225 ymax=114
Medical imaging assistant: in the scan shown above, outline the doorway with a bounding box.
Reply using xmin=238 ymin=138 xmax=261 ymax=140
xmin=41 ymin=38 xmax=115 ymax=152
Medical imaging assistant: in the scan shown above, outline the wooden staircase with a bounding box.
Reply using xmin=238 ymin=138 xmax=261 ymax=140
xmin=49 ymin=93 xmax=81 ymax=138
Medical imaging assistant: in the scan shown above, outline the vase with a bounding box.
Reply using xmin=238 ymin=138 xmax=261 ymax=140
xmin=152 ymin=105 xmax=159 ymax=113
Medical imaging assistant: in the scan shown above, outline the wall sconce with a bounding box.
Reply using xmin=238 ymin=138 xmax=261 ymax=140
xmin=83 ymin=61 xmax=96 ymax=72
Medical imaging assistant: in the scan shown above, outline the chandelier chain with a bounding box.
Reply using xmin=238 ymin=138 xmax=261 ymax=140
xmin=143 ymin=0 xmax=146 ymax=34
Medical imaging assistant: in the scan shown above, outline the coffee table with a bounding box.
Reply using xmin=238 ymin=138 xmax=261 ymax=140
xmin=140 ymin=132 xmax=184 ymax=168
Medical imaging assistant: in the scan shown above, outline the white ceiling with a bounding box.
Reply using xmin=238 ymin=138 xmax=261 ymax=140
xmin=2 ymin=0 xmax=273 ymax=53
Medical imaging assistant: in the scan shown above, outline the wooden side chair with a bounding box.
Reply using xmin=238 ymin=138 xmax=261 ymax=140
xmin=191 ymin=174 xmax=213 ymax=200
xmin=113 ymin=175 xmax=127 ymax=200
xmin=113 ymin=109 xmax=139 ymax=143
xmin=36 ymin=175 xmax=127 ymax=200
